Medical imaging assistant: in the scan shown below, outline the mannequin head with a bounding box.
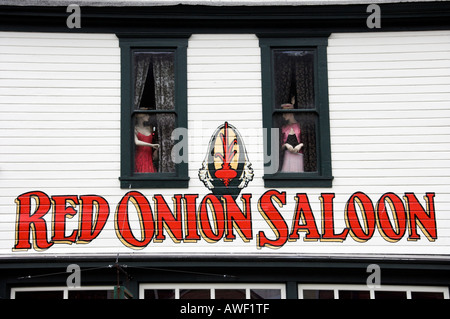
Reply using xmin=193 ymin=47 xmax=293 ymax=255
xmin=136 ymin=113 xmax=150 ymax=126
xmin=281 ymin=103 xmax=297 ymax=124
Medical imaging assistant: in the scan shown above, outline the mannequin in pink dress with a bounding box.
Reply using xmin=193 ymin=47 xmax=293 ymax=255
xmin=280 ymin=103 xmax=304 ymax=172
xmin=134 ymin=113 xmax=159 ymax=173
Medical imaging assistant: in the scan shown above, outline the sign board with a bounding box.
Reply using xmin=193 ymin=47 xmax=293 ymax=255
xmin=5 ymin=122 xmax=444 ymax=259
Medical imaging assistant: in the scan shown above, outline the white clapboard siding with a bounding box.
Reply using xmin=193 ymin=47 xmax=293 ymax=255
xmin=0 ymin=31 xmax=449 ymax=258
xmin=187 ymin=34 xmax=263 ymax=172
xmin=328 ymin=30 xmax=450 ymax=189
xmin=0 ymin=32 xmax=122 ymax=208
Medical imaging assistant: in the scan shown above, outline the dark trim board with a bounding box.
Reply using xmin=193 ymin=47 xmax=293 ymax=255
xmin=1 ymin=255 xmax=449 ymax=299
xmin=0 ymin=3 xmax=449 ymax=34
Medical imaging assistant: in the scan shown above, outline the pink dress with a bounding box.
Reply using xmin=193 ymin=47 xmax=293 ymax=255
xmin=135 ymin=132 xmax=156 ymax=173
xmin=281 ymin=123 xmax=304 ymax=173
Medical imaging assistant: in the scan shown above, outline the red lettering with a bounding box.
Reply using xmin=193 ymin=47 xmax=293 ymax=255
xmin=289 ymin=193 xmax=320 ymax=242
xmin=222 ymin=194 xmax=252 ymax=242
xmin=404 ymin=193 xmax=437 ymax=241
xmin=14 ymin=191 xmax=53 ymax=251
xmin=376 ymin=193 xmax=406 ymax=242
xmin=345 ymin=192 xmax=376 ymax=242
xmin=183 ymin=194 xmax=200 ymax=242
xmin=153 ymin=194 xmax=183 ymax=243
xmin=257 ymin=190 xmax=288 ymax=249
xmin=320 ymin=193 xmax=348 ymax=242
xmin=115 ymin=191 xmax=154 ymax=249
xmin=12 ymin=190 xmax=439 ymax=252
xmin=199 ymin=194 xmax=225 ymax=242
xmin=51 ymin=195 xmax=78 ymax=244
xmin=78 ymin=195 xmax=110 ymax=243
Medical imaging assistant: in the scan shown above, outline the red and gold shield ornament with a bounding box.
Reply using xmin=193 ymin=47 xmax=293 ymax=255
xmin=199 ymin=122 xmax=253 ymax=198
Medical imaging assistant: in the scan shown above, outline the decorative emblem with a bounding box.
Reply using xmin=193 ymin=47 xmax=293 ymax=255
xmin=199 ymin=122 xmax=253 ymax=198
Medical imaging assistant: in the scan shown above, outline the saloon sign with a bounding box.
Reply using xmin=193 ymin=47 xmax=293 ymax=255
xmin=14 ymin=190 xmax=437 ymax=251
xmin=12 ymin=123 xmax=438 ymax=252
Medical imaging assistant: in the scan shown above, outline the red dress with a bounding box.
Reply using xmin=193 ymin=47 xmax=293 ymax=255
xmin=135 ymin=132 xmax=156 ymax=173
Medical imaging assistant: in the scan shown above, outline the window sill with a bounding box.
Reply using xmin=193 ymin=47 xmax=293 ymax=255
xmin=119 ymin=176 xmax=190 ymax=189
xmin=263 ymin=174 xmax=333 ymax=188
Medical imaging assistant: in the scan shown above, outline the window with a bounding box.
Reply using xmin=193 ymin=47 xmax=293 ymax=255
xmin=11 ymin=286 xmax=115 ymax=299
xmin=139 ymin=283 xmax=286 ymax=299
xmin=118 ymin=36 xmax=189 ymax=188
xmin=298 ymin=284 xmax=449 ymax=299
xmin=259 ymin=37 xmax=333 ymax=187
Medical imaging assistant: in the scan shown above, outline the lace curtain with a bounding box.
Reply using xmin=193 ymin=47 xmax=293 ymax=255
xmin=133 ymin=52 xmax=176 ymax=173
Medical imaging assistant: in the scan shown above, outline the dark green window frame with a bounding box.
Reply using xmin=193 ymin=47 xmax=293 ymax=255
xmin=259 ymin=37 xmax=333 ymax=188
xmin=118 ymin=36 xmax=189 ymax=189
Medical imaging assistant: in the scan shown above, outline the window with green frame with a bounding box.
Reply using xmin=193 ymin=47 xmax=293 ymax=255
xmin=118 ymin=36 xmax=189 ymax=188
xmin=259 ymin=37 xmax=333 ymax=188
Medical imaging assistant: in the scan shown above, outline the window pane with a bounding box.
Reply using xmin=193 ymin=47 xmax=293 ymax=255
xmin=180 ymin=289 xmax=211 ymax=299
xmin=273 ymin=50 xmax=315 ymax=110
xmin=374 ymin=291 xmax=407 ymax=299
xmin=250 ymin=289 xmax=281 ymax=299
xmin=14 ymin=290 xmax=64 ymax=299
xmin=133 ymin=51 xmax=175 ymax=111
xmin=133 ymin=113 xmax=176 ymax=173
xmin=215 ymin=289 xmax=246 ymax=299
xmin=68 ymin=290 xmax=114 ymax=299
xmin=144 ymin=289 xmax=175 ymax=299
xmin=411 ymin=291 xmax=444 ymax=299
xmin=273 ymin=112 xmax=317 ymax=173
xmin=339 ymin=290 xmax=370 ymax=299
xmin=302 ymin=290 xmax=334 ymax=299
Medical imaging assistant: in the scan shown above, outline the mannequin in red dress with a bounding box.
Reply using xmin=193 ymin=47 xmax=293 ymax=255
xmin=134 ymin=113 xmax=159 ymax=173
